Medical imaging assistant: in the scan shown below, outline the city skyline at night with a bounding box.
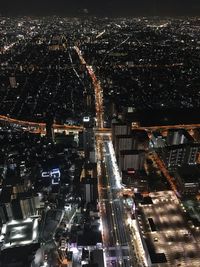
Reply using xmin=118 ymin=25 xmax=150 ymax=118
xmin=0 ymin=3 xmax=200 ymax=267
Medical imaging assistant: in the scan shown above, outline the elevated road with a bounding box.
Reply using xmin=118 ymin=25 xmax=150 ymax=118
xmin=133 ymin=123 xmax=200 ymax=132
xmin=0 ymin=114 xmax=83 ymax=134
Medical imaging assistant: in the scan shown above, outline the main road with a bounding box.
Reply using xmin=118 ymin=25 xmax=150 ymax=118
xmin=74 ymin=46 xmax=140 ymax=266
xmin=74 ymin=46 xmax=104 ymax=129
xmin=97 ymin=136 xmax=139 ymax=267
xmin=104 ymin=140 xmax=139 ymax=267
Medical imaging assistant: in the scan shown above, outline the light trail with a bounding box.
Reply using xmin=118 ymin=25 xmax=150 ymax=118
xmin=104 ymin=140 xmax=139 ymax=267
xmin=74 ymin=46 xmax=104 ymax=128
xmin=133 ymin=123 xmax=200 ymax=132
xmin=116 ymin=62 xmax=184 ymax=69
xmin=96 ymin=30 xmax=106 ymax=39
xmin=1 ymin=42 xmax=16 ymax=53
xmin=101 ymin=36 xmax=130 ymax=64
xmin=106 ymin=141 xmax=122 ymax=190
xmin=73 ymin=45 xmax=142 ymax=266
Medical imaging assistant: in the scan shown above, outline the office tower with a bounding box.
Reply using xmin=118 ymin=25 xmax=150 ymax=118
xmin=81 ymin=177 xmax=98 ymax=204
xmin=9 ymin=76 xmax=17 ymax=88
xmin=161 ymin=143 xmax=200 ymax=171
xmin=151 ymin=131 xmax=165 ymax=148
xmin=132 ymin=130 xmax=149 ymax=150
xmin=175 ymin=165 xmax=200 ymax=195
xmin=0 ymin=183 xmax=39 ymax=222
xmin=46 ymin=112 xmax=55 ymax=143
xmin=115 ymin=135 xmax=134 ymax=160
xmin=166 ymin=129 xmax=193 ymax=146
xmin=112 ymin=122 xmax=131 ymax=146
xmin=119 ymin=150 xmax=145 ymax=172
xmin=83 ymin=128 xmax=94 ymax=160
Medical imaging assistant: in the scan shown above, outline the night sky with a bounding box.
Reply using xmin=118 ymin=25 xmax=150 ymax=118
xmin=1 ymin=0 xmax=200 ymax=16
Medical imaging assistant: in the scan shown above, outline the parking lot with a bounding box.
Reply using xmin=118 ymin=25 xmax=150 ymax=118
xmin=138 ymin=191 xmax=200 ymax=266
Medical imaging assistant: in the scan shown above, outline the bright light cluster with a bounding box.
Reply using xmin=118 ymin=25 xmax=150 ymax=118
xmin=107 ymin=141 xmax=122 ymax=189
xmin=1 ymin=218 xmax=39 ymax=249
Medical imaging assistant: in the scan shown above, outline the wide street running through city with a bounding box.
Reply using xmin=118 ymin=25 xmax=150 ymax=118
xmin=74 ymin=45 xmax=140 ymax=267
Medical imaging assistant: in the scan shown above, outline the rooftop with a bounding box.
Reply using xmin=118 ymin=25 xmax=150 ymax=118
xmin=1 ymin=218 xmax=39 ymax=250
xmin=176 ymin=165 xmax=200 ymax=183
xmin=138 ymin=191 xmax=200 ymax=266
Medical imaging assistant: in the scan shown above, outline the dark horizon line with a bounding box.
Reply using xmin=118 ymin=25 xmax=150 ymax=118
xmin=0 ymin=12 xmax=200 ymax=19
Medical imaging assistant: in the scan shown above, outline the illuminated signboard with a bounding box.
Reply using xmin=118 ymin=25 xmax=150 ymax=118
xmin=83 ymin=116 xmax=90 ymax=122
xmin=127 ymin=168 xmax=135 ymax=174
xmin=50 ymin=168 xmax=61 ymax=185
xmin=41 ymin=171 xmax=50 ymax=178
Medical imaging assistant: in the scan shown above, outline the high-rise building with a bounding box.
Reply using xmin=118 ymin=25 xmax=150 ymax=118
xmin=122 ymin=170 xmax=148 ymax=192
xmin=161 ymin=143 xmax=200 ymax=171
xmin=132 ymin=130 xmax=149 ymax=150
xmin=90 ymin=249 xmax=104 ymax=267
xmin=187 ymin=144 xmax=200 ymax=164
xmin=0 ymin=186 xmax=13 ymax=223
xmin=83 ymin=116 xmax=95 ymax=160
xmin=175 ymin=165 xmax=200 ymax=195
xmin=81 ymin=177 xmax=98 ymax=204
xmin=112 ymin=123 xmax=131 ymax=146
xmin=151 ymin=132 xmax=165 ymax=148
xmin=0 ymin=185 xmax=39 ymax=222
xmin=166 ymin=129 xmax=193 ymax=146
xmin=119 ymin=150 xmax=145 ymax=172
xmin=115 ymin=135 xmax=134 ymax=160
xmin=192 ymin=128 xmax=200 ymax=142
xmin=83 ymin=128 xmax=95 ymax=160
xmin=46 ymin=119 xmax=55 ymax=143
xmin=0 ymin=243 xmax=40 ymax=267
xmin=9 ymin=76 xmax=17 ymax=88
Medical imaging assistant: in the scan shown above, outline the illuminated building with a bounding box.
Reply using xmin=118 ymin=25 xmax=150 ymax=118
xmin=166 ymin=129 xmax=193 ymax=146
xmin=115 ymin=134 xmax=134 ymax=160
xmin=111 ymin=123 xmax=131 ymax=147
xmin=81 ymin=177 xmax=98 ymax=204
xmin=0 ymin=184 xmax=39 ymax=222
xmin=83 ymin=117 xmax=95 ymax=160
xmin=0 ymin=218 xmax=40 ymax=267
xmin=46 ymin=111 xmax=55 ymax=142
xmin=175 ymin=165 xmax=200 ymax=195
xmin=132 ymin=130 xmax=149 ymax=150
xmin=119 ymin=150 xmax=145 ymax=172
xmin=161 ymin=143 xmax=200 ymax=171
xmin=9 ymin=76 xmax=17 ymax=89
xmin=151 ymin=132 xmax=165 ymax=148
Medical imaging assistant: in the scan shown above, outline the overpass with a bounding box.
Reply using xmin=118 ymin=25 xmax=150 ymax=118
xmin=0 ymin=114 xmax=83 ymax=135
xmin=134 ymin=123 xmax=200 ymax=132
